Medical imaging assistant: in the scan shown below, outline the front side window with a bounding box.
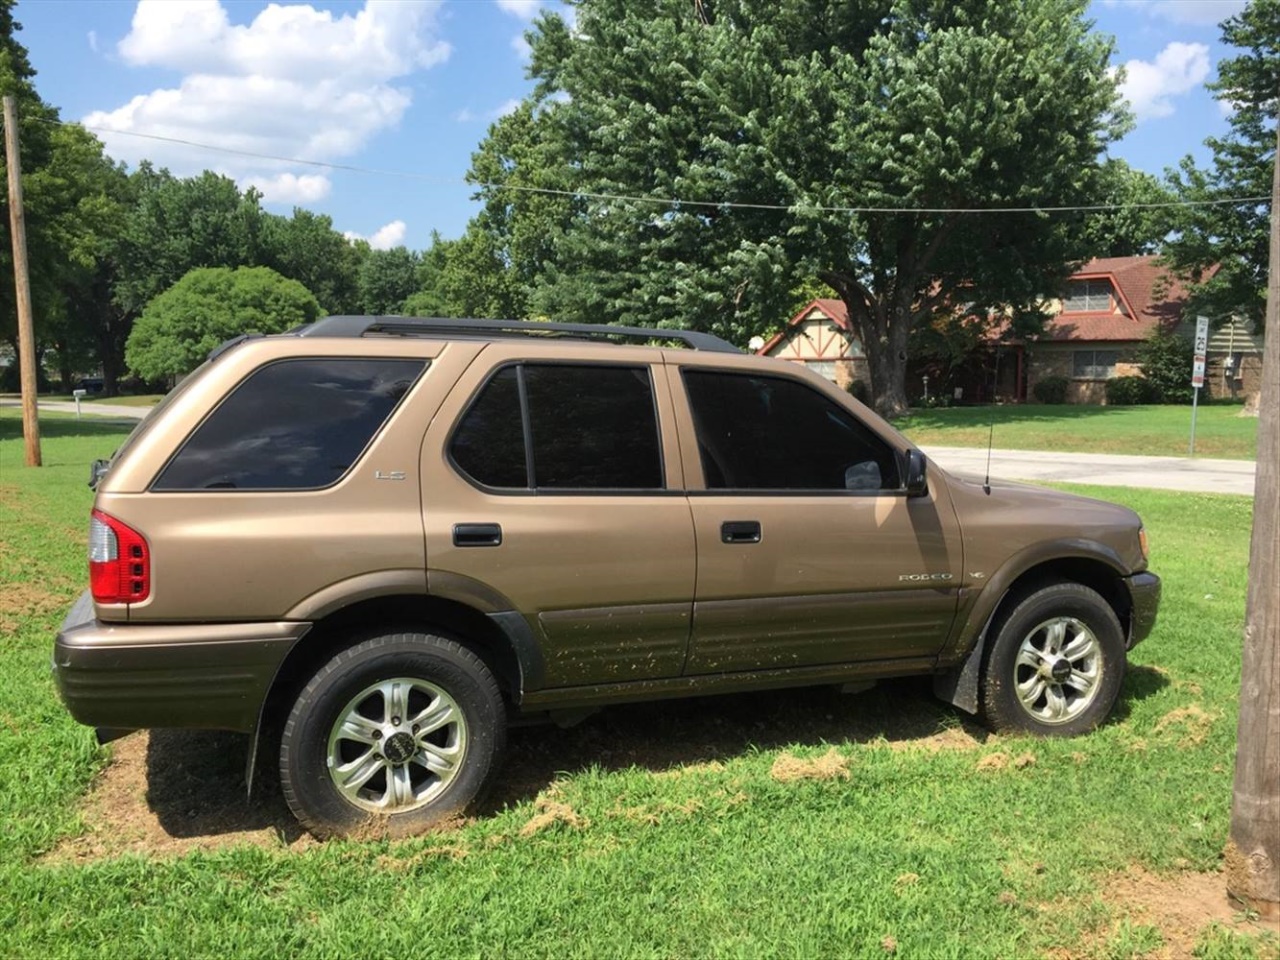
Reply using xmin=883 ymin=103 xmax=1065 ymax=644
xmin=153 ymin=358 xmax=425 ymax=491
xmin=1072 ymin=350 xmax=1120 ymax=379
xmin=1063 ymin=279 xmax=1113 ymax=313
xmin=450 ymin=364 xmax=664 ymax=491
xmin=682 ymin=370 xmax=900 ymax=491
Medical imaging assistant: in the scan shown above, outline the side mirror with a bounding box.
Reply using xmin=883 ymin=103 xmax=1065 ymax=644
xmin=905 ymin=449 xmax=928 ymax=498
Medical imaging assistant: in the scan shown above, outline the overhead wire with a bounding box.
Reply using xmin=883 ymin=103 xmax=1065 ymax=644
xmin=37 ymin=115 xmax=1272 ymax=216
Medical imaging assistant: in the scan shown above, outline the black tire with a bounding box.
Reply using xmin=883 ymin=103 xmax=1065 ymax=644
xmin=280 ymin=632 xmax=505 ymax=839
xmin=981 ymin=582 xmax=1126 ymax=737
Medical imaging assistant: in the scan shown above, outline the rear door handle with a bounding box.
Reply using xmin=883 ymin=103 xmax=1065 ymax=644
xmin=721 ymin=520 xmax=761 ymax=544
xmin=453 ymin=523 xmax=503 ymax=547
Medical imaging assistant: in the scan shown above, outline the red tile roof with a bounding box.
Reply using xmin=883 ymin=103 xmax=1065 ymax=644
xmin=1043 ymin=255 xmax=1193 ymax=343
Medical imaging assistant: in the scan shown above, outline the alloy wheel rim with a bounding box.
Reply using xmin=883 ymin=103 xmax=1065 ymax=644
xmin=325 ymin=677 xmax=468 ymax=813
xmin=1013 ymin=616 xmax=1103 ymax=725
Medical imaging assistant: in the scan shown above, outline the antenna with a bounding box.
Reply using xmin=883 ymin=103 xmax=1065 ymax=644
xmin=983 ymin=347 xmax=1000 ymax=495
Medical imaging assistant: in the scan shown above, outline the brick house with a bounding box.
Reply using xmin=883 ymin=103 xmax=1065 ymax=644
xmin=757 ymin=298 xmax=869 ymax=390
xmin=1027 ymin=254 xmax=1263 ymax=403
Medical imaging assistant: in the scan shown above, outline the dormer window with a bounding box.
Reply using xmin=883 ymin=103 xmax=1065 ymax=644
xmin=1063 ymin=279 xmax=1112 ymax=312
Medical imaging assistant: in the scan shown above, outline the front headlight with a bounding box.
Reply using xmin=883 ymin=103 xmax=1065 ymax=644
xmin=1138 ymin=526 xmax=1149 ymax=564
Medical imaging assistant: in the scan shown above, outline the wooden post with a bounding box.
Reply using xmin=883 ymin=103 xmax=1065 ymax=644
xmin=3 ymin=94 xmax=41 ymax=467
xmin=1227 ymin=93 xmax=1280 ymax=919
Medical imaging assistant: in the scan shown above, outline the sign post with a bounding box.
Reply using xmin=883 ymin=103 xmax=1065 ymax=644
xmin=1189 ymin=315 xmax=1209 ymax=456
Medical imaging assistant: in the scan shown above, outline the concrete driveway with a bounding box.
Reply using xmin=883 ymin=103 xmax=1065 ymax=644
xmin=923 ymin=445 xmax=1256 ymax=497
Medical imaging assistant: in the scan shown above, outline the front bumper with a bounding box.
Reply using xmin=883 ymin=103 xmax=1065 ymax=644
xmin=53 ymin=590 xmax=309 ymax=734
xmin=1125 ymin=571 xmax=1161 ymax=649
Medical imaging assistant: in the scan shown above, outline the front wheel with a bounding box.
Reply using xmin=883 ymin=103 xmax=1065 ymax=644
xmin=981 ymin=582 xmax=1126 ymax=736
xmin=280 ymin=632 xmax=505 ymax=839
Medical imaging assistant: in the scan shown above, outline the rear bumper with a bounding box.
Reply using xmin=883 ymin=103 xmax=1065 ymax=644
xmin=53 ymin=590 xmax=309 ymax=734
xmin=1125 ymin=571 xmax=1161 ymax=650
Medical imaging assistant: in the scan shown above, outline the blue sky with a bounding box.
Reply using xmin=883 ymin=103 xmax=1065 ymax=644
xmin=15 ymin=0 xmax=1250 ymax=252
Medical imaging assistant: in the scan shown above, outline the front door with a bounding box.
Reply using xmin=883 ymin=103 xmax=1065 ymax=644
xmin=669 ymin=364 xmax=962 ymax=674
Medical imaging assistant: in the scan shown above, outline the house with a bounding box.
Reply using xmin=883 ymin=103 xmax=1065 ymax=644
xmin=756 ymin=298 xmax=868 ymax=390
xmin=1027 ymin=254 xmax=1263 ymax=403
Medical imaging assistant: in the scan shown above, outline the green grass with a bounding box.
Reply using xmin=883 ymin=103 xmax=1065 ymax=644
xmin=0 ymin=411 xmax=1274 ymax=957
xmin=896 ymin=403 xmax=1258 ymax=460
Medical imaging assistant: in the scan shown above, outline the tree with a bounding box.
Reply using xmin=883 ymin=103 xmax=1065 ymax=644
xmin=486 ymin=0 xmax=1124 ymax=416
xmin=125 ymin=266 xmax=319 ymax=380
xmin=356 ymin=246 xmax=420 ymax=315
xmin=1163 ymin=0 xmax=1278 ymax=328
xmin=1079 ymin=159 xmax=1175 ymax=258
xmin=260 ymin=208 xmax=362 ymax=315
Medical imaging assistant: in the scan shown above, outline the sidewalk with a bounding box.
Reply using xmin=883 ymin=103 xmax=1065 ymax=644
xmin=0 ymin=399 xmax=149 ymax=419
xmin=922 ymin=445 xmax=1256 ymax=496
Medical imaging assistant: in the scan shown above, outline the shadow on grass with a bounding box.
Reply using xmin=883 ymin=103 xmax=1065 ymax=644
xmin=138 ymin=668 xmax=1168 ymax=840
xmin=892 ymin=404 xmax=1145 ymax=432
xmin=0 ymin=416 xmax=135 ymax=443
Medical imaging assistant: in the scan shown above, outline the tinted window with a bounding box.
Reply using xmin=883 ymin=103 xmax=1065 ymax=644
xmin=524 ymin=365 xmax=663 ymax=489
xmin=682 ymin=370 xmax=900 ymax=491
xmin=451 ymin=367 xmax=529 ymax=488
xmin=154 ymin=358 xmax=425 ymax=490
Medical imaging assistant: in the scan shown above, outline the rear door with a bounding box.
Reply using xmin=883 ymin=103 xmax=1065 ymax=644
xmin=667 ymin=360 xmax=963 ymax=674
xmin=421 ymin=344 xmax=696 ymax=688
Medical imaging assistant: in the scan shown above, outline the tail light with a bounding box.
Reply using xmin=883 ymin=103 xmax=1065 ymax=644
xmin=89 ymin=510 xmax=150 ymax=603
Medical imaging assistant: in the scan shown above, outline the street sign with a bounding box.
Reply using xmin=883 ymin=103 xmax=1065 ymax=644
xmin=1191 ymin=315 xmax=1209 ymax=388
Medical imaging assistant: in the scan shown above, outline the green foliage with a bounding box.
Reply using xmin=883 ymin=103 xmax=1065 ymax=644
xmin=846 ymin=379 xmax=870 ymax=405
xmin=260 ymin=208 xmax=361 ymax=315
xmin=1104 ymin=375 xmax=1161 ymax=405
xmin=125 ymin=267 xmax=319 ymax=380
xmin=1162 ymin=0 xmax=1278 ymax=327
xmin=357 ymin=247 xmax=420 ymax=315
xmin=1033 ymin=375 xmax=1069 ymax=404
xmin=1137 ymin=331 xmax=1194 ymax=404
xmin=1080 ymin=159 xmax=1175 ymax=258
xmin=472 ymin=0 xmax=1126 ymax=416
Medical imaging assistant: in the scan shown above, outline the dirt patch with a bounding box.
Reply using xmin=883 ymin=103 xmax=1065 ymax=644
xmin=976 ymin=752 xmax=1008 ymax=771
xmin=652 ymin=760 xmax=725 ymax=780
xmin=887 ymin=725 xmax=981 ymax=753
xmin=770 ymin=747 xmax=850 ymax=783
xmin=0 ymin=580 xmax=72 ymax=632
xmin=376 ymin=843 xmax=470 ymax=872
xmin=1153 ymin=704 xmax=1217 ymax=746
xmin=1101 ymin=865 xmax=1279 ymax=956
xmin=42 ymin=730 xmax=311 ymax=863
xmin=519 ymin=796 xmax=586 ymax=838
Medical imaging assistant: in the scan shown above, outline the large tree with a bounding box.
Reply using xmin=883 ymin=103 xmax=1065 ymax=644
xmin=482 ymin=0 xmax=1124 ymax=415
xmin=1162 ymin=0 xmax=1278 ymax=327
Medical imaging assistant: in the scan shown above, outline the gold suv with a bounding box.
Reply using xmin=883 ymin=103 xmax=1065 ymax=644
xmin=54 ymin=317 xmax=1160 ymax=838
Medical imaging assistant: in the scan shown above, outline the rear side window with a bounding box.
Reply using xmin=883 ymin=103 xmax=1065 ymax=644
xmin=450 ymin=364 xmax=663 ymax=491
xmin=682 ymin=369 xmax=900 ymax=491
xmin=153 ymin=358 xmax=426 ymax=491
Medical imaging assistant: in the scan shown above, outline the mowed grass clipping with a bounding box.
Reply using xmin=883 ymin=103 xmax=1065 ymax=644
xmin=1 ymin=411 xmax=1275 ymax=958
xmin=896 ymin=402 xmax=1258 ymax=460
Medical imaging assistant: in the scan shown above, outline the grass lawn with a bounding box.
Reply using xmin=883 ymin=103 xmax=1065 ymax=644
xmin=0 ymin=414 xmax=1275 ymax=957
xmin=896 ymin=403 xmax=1258 ymax=461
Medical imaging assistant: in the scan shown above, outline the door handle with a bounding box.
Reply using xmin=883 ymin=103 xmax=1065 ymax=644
xmin=453 ymin=523 xmax=503 ymax=547
xmin=721 ymin=520 xmax=761 ymax=544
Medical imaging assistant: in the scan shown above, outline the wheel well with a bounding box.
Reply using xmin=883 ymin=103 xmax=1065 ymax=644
xmin=260 ymin=595 xmax=521 ymax=736
xmin=992 ymin=557 xmax=1131 ymax=639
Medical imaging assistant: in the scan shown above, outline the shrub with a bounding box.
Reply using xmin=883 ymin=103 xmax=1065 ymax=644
xmin=846 ymin=379 xmax=870 ymax=405
xmin=1137 ymin=331 xmax=1194 ymax=404
xmin=1032 ymin=375 xmax=1069 ymax=404
xmin=1105 ymin=375 xmax=1162 ymax=405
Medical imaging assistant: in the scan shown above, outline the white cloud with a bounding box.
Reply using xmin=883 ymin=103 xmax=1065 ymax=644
xmin=493 ymin=98 xmax=521 ymax=118
xmin=511 ymin=32 xmax=532 ymax=61
xmin=344 ymin=219 xmax=407 ymax=250
xmin=83 ymin=1 xmax=449 ymax=202
xmin=1115 ymin=41 xmax=1210 ymax=122
xmin=1101 ymin=0 xmax=1247 ymax=26
xmin=496 ymin=0 xmax=541 ymax=19
xmin=245 ymin=172 xmax=331 ymax=204
xmin=455 ymin=107 xmax=476 ymax=123
xmin=87 ymin=30 xmax=99 ymax=53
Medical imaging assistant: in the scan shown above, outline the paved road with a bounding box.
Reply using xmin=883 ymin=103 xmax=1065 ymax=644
xmin=3 ymin=399 xmax=1255 ymax=495
xmin=923 ymin=445 xmax=1255 ymax=497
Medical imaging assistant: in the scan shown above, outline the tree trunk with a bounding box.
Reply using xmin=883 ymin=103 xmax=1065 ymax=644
xmin=1227 ymin=104 xmax=1280 ymax=920
xmin=859 ymin=304 xmax=912 ymax=420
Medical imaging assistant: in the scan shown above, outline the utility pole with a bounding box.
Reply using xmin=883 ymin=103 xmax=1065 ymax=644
xmin=3 ymin=94 xmax=41 ymax=467
xmin=1227 ymin=97 xmax=1280 ymax=920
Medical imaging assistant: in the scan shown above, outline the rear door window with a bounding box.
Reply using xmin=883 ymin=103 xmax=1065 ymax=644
xmin=153 ymin=358 xmax=426 ymax=490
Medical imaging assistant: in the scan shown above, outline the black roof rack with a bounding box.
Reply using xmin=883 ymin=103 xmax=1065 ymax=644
xmin=296 ymin=315 xmax=742 ymax=354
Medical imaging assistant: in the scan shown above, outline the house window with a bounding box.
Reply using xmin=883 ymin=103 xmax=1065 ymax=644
xmin=806 ymin=361 xmax=837 ymax=381
xmin=1072 ymin=350 xmax=1120 ymax=379
xmin=1063 ymin=279 xmax=1112 ymax=312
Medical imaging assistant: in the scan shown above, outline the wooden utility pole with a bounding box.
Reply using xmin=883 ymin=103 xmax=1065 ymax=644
xmin=1227 ymin=100 xmax=1280 ymax=919
xmin=3 ymin=94 xmax=41 ymax=466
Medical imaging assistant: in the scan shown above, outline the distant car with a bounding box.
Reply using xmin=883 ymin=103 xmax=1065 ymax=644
xmin=75 ymin=378 xmax=104 ymax=394
xmin=54 ymin=316 xmax=1160 ymax=839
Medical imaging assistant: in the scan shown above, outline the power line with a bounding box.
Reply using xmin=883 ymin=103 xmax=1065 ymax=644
xmin=42 ymin=116 xmax=1272 ymax=216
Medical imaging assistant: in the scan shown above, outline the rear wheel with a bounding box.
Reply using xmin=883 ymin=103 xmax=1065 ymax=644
xmin=280 ymin=632 xmax=505 ymax=839
xmin=981 ymin=582 xmax=1126 ymax=736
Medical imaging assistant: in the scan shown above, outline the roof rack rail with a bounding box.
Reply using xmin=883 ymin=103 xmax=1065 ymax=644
xmin=296 ymin=315 xmax=742 ymax=354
